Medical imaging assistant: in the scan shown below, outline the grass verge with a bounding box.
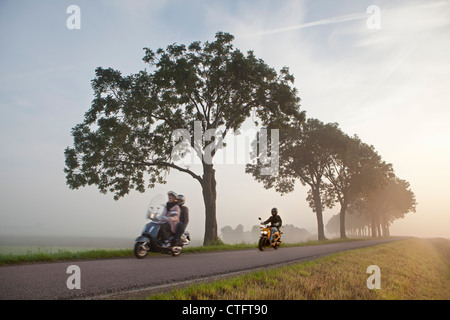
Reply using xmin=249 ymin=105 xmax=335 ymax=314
xmin=0 ymin=248 xmax=134 ymax=266
xmin=145 ymin=238 xmax=450 ymax=300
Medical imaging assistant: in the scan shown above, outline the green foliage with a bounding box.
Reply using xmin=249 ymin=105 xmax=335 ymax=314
xmin=64 ymin=31 xmax=304 ymax=198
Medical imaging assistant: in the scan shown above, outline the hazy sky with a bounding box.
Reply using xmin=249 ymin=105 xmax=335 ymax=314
xmin=1 ymin=0 xmax=449 ymax=243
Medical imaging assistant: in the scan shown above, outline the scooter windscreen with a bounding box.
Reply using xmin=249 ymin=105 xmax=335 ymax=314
xmin=146 ymin=194 xmax=165 ymax=220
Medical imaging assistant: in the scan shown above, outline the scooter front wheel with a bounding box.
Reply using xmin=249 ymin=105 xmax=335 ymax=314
xmin=134 ymin=242 xmax=149 ymax=259
xmin=258 ymin=238 xmax=266 ymax=251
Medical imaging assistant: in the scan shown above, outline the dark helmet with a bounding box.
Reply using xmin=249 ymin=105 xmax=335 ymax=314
xmin=271 ymin=207 xmax=278 ymax=216
xmin=177 ymin=194 xmax=186 ymax=206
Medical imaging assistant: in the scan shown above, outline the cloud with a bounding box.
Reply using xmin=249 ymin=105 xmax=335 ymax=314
xmin=242 ymin=12 xmax=368 ymax=38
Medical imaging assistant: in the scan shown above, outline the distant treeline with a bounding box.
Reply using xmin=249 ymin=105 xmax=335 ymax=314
xmin=220 ymin=224 xmax=313 ymax=244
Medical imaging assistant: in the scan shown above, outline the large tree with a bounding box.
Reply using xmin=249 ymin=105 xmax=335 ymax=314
xmin=64 ymin=32 xmax=304 ymax=245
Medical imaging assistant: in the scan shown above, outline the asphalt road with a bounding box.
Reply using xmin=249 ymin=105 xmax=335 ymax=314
xmin=0 ymin=237 xmax=404 ymax=300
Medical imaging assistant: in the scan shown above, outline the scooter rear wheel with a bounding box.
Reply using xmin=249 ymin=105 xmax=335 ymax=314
xmin=134 ymin=242 xmax=149 ymax=259
xmin=171 ymin=246 xmax=182 ymax=257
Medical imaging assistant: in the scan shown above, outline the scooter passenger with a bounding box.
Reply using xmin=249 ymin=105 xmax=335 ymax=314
xmin=173 ymin=194 xmax=189 ymax=246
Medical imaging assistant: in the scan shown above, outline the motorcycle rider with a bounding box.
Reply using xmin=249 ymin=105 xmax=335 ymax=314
xmin=173 ymin=194 xmax=189 ymax=246
xmin=261 ymin=208 xmax=282 ymax=243
xmin=160 ymin=191 xmax=180 ymax=247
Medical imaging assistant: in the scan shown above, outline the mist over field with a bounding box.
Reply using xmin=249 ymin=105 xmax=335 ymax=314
xmin=1 ymin=0 xmax=449 ymax=248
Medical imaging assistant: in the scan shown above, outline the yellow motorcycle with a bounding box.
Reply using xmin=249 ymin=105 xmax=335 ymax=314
xmin=258 ymin=217 xmax=282 ymax=251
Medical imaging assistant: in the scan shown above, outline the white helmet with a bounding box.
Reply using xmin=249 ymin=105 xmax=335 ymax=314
xmin=167 ymin=191 xmax=178 ymax=200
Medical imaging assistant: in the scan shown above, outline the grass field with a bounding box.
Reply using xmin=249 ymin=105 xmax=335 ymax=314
xmin=145 ymin=238 xmax=450 ymax=300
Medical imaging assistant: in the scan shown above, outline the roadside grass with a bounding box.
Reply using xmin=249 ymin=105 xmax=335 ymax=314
xmin=0 ymin=238 xmax=362 ymax=266
xmin=0 ymin=248 xmax=134 ymax=266
xmin=145 ymin=238 xmax=450 ymax=300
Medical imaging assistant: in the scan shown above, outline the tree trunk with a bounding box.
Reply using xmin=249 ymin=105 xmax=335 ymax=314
xmin=382 ymin=215 xmax=390 ymax=237
xmin=370 ymin=213 xmax=377 ymax=237
xmin=312 ymin=187 xmax=327 ymax=241
xmin=339 ymin=201 xmax=348 ymax=239
xmin=384 ymin=223 xmax=390 ymax=236
xmin=201 ymin=162 xmax=219 ymax=246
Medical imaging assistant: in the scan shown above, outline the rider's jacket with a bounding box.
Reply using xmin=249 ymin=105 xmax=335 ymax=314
xmin=161 ymin=202 xmax=180 ymax=233
xmin=263 ymin=215 xmax=282 ymax=228
xmin=179 ymin=205 xmax=189 ymax=226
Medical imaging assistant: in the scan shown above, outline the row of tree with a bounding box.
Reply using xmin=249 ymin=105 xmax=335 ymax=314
xmin=325 ymin=175 xmax=417 ymax=237
xmin=64 ymin=31 xmax=416 ymax=245
xmin=246 ymin=118 xmax=417 ymax=240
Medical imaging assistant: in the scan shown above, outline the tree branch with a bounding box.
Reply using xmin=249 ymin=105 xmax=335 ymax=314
xmin=107 ymin=159 xmax=203 ymax=184
xmin=145 ymin=160 xmax=203 ymax=183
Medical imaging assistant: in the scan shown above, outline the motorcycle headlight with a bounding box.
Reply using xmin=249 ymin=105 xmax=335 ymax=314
xmin=261 ymin=231 xmax=268 ymax=235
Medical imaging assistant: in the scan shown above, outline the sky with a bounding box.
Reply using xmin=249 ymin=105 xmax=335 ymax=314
xmin=0 ymin=0 xmax=449 ymax=244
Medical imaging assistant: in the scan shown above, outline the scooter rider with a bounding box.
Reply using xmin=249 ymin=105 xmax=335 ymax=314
xmin=261 ymin=208 xmax=282 ymax=243
xmin=160 ymin=191 xmax=180 ymax=247
xmin=173 ymin=194 xmax=189 ymax=246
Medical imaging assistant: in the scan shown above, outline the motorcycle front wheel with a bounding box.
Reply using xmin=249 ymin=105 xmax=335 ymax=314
xmin=134 ymin=242 xmax=149 ymax=259
xmin=258 ymin=237 xmax=267 ymax=251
